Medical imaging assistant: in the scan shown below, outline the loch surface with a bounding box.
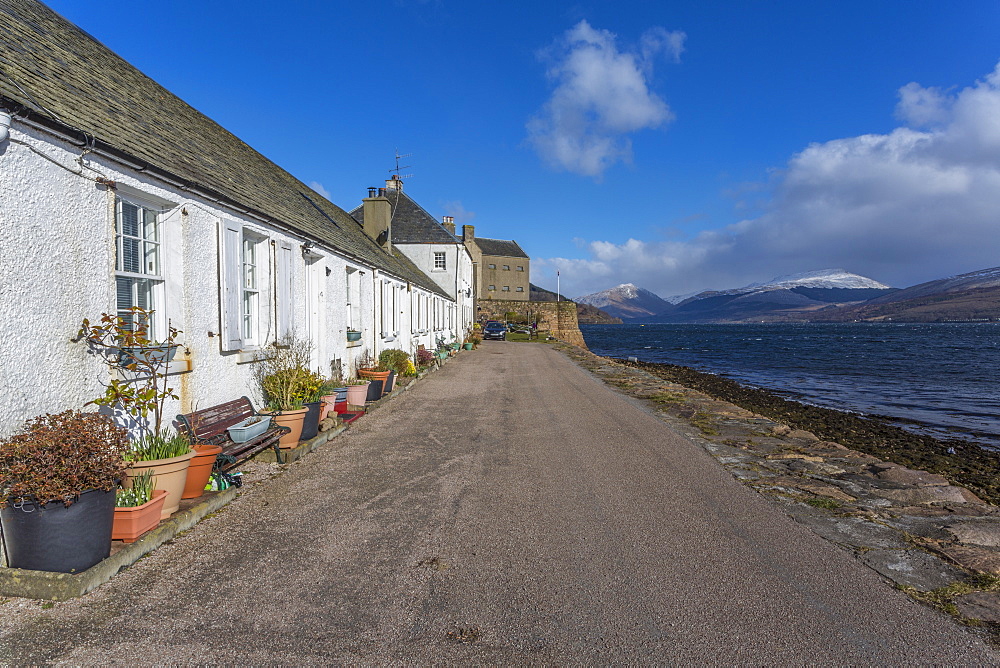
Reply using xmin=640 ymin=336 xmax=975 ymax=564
xmin=581 ymin=322 xmax=1000 ymax=448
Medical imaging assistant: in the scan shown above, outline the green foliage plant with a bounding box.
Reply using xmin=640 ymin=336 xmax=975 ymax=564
xmin=115 ymin=470 xmax=154 ymax=507
xmin=252 ymin=336 xmax=320 ymax=411
xmin=77 ymin=307 xmax=181 ymax=436
xmin=378 ymin=349 xmax=411 ymax=376
xmin=0 ymin=411 xmax=128 ymax=507
xmin=125 ymin=429 xmax=192 ymax=462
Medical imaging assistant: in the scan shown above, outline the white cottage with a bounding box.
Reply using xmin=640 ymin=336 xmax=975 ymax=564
xmin=350 ymin=176 xmax=476 ymax=350
xmin=0 ymin=1 xmax=461 ymax=436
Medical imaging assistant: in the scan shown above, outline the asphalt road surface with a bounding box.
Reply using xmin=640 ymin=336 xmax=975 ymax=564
xmin=1 ymin=341 xmax=996 ymax=663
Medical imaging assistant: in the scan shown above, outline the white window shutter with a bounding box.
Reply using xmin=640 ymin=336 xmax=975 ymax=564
xmin=219 ymin=219 xmax=243 ymax=351
xmin=276 ymin=241 xmax=294 ymax=340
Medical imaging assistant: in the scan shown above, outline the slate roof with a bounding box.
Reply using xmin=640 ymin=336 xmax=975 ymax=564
xmin=475 ymin=238 xmax=529 ymax=259
xmin=349 ymin=189 xmax=458 ymax=245
xmin=0 ymin=0 xmax=447 ymax=297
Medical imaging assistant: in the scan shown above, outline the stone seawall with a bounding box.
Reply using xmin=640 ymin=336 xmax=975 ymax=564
xmin=478 ymin=299 xmax=587 ymax=348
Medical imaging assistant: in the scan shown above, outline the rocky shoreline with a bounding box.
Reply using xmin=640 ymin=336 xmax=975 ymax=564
xmin=554 ymin=342 xmax=1000 ymax=637
xmin=624 ymin=358 xmax=1000 ymax=506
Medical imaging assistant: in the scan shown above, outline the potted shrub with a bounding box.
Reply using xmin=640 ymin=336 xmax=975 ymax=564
xmin=78 ymin=307 xmax=197 ymax=512
xmin=124 ymin=430 xmax=195 ymax=520
xmin=346 ymin=329 xmax=362 ymax=342
xmin=299 ymin=372 xmax=326 ymax=441
xmin=0 ymin=411 xmax=128 ymax=573
xmin=415 ymin=347 xmax=435 ymax=370
xmin=78 ymin=308 xmax=183 ymax=435
xmin=356 ymin=349 xmax=389 ymax=400
xmin=378 ymin=348 xmax=412 ymax=396
xmin=253 ymin=337 xmax=316 ymax=448
xmin=112 ymin=470 xmax=168 ymax=543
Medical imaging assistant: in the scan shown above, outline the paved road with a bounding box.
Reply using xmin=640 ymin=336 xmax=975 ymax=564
xmin=1 ymin=342 xmax=996 ymax=663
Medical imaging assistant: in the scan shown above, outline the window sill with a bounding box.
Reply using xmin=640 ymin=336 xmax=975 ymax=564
xmin=346 ymin=340 xmax=362 ymax=349
xmin=236 ymin=350 xmax=263 ymax=364
xmin=118 ymin=359 xmax=192 ymax=380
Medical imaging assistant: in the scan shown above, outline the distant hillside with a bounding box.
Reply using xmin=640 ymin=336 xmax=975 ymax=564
xmin=581 ymin=270 xmax=895 ymax=323
xmin=815 ymin=267 xmax=1000 ymax=322
xmin=575 ymin=283 xmax=674 ymax=320
xmin=530 ymin=284 xmax=622 ymax=324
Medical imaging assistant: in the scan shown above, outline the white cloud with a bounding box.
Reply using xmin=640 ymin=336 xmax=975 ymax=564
xmin=441 ymin=200 xmax=476 ymax=223
xmin=536 ymin=62 xmax=1000 ymax=299
xmin=309 ymin=181 xmax=331 ymax=200
xmin=527 ymin=20 xmax=685 ymax=178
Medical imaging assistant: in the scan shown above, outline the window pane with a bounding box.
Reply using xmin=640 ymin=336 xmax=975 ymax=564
xmin=143 ymin=207 xmax=158 ymax=241
xmin=144 ymin=241 xmax=159 ymax=275
xmin=135 ymin=278 xmax=151 ymax=310
xmin=243 ymin=239 xmax=256 ymax=290
xmin=116 ymin=277 xmax=132 ymax=311
xmin=121 ymin=237 xmax=141 ymax=273
xmin=120 ymin=201 xmax=139 ymax=237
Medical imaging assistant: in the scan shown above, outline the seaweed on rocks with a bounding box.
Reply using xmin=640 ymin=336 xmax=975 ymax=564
xmin=619 ymin=358 xmax=1000 ymax=506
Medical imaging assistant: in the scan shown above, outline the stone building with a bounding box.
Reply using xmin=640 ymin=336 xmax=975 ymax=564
xmin=461 ymin=226 xmax=530 ymax=303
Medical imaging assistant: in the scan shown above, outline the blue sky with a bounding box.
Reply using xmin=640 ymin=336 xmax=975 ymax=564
xmin=44 ymin=0 xmax=1000 ymax=298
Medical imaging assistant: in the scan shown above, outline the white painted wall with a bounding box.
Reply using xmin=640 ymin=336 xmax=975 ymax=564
xmin=395 ymin=241 xmax=475 ymax=343
xmin=0 ymin=118 xmax=454 ymax=437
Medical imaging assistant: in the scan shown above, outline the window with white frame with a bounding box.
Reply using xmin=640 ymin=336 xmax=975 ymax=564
xmin=488 ymin=284 xmax=496 ymax=291
xmin=517 ymin=266 xmax=524 ymax=271
xmin=115 ymin=196 xmax=162 ymax=337
xmin=242 ymin=236 xmax=260 ymax=342
xmin=501 ymin=285 xmax=510 ymax=291
xmin=433 ymin=252 xmax=446 ymax=270
xmin=346 ymin=268 xmax=361 ymax=331
xmin=503 ymin=264 xmax=510 ymax=271
xmin=516 ymin=286 xmax=524 ymax=292
xmin=219 ymin=220 xmax=270 ymax=351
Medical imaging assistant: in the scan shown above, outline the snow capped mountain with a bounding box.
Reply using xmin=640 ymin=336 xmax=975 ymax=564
xmin=745 ymin=269 xmax=892 ymax=291
xmin=579 ymin=269 xmax=895 ymax=323
xmin=576 ymin=283 xmax=674 ymax=319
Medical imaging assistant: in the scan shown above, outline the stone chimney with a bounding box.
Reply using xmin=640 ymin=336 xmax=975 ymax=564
xmin=362 ymin=187 xmax=392 ymax=253
xmin=385 ymin=175 xmax=403 ymax=192
xmin=442 ymin=216 xmax=456 ymax=235
xmin=462 ymin=224 xmax=475 ymax=241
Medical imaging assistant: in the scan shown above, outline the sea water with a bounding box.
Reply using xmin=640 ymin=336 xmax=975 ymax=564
xmin=581 ymin=322 xmax=1000 ymax=448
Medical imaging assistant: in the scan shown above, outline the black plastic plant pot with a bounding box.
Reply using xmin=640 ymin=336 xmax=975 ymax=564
xmin=365 ymin=380 xmax=384 ymax=402
xmin=383 ymin=370 xmax=396 ymax=396
xmin=1 ymin=488 xmax=116 ymax=573
xmin=300 ymin=401 xmax=322 ymax=441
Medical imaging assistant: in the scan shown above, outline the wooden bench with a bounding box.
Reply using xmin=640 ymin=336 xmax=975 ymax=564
xmin=177 ymin=396 xmax=290 ymax=472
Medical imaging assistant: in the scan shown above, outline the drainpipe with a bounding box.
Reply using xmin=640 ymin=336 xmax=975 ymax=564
xmin=0 ymin=111 xmax=11 ymax=143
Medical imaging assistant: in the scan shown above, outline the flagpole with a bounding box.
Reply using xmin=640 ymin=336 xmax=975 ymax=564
xmin=557 ymin=270 xmax=561 ymax=301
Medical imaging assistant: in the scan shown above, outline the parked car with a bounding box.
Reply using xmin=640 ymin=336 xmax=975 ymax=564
xmin=483 ymin=321 xmax=507 ymax=340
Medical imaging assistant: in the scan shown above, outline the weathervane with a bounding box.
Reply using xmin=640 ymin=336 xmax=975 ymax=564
xmin=389 ymin=149 xmax=413 ymax=181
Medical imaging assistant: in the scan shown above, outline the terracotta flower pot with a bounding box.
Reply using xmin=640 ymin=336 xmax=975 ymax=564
xmin=272 ymin=407 xmax=309 ymax=449
xmin=125 ymin=450 xmax=195 ymax=520
xmin=346 ymin=382 xmax=370 ymax=407
xmin=358 ymin=368 xmax=391 ymax=384
xmin=181 ymin=444 xmax=223 ymax=500
xmin=319 ymin=393 xmax=338 ymax=420
xmin=113 ymin=489 xmax=168 ymax=543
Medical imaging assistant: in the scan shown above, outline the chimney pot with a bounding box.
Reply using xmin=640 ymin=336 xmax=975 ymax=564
xmin=367 ymin=187 xmax=377 ymax=198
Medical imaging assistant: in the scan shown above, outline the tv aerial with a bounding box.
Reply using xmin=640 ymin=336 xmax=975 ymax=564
xmin=390 ymin=149 xmax=413 ymax=181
